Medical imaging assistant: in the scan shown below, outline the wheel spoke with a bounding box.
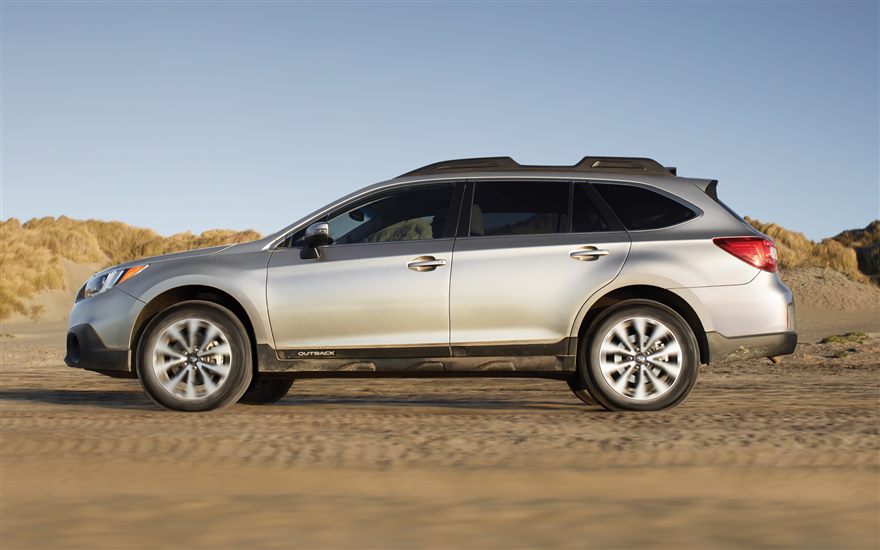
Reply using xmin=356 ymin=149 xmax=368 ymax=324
xmin=184 ymin=369 xmax=197 ymax=399
xmin=186 ymin=319 xmax=200 ymax=349
xmin=199 ymin=343 xmax=230 ymax=359
xmin=199 ymin=361 xmax=230 ymax=378
xmin=644 ymin=324 xmax=671 ymax=351
xmin=166 ymin=326 xmax=189 ymax=349
xmin=599 ymin=339 xmax=631 ymax=359
xmin=613 ymin=325 xmax=634 ymax=353
xmin=649 ymin=341 xmax=680 ymax=360
xmin=199 ymin=323 xmax=219 ymax=352
xmin=161 ymin=366 xmax=189 ymax=391
xmin=199 ymin=366 xmax=218 ymax=393
xmin=633 ymin=317 xmax=647 ymax=350
xmin=155 ymin=356 xmax=187 ymax=371
xmin=648 ymin=357 xmax=681 ymax=378
xmin=642 ymin=365 xmax=669 ymax=393
xmin=154 ymin=343 xmax=185 ymax=360
xmin=612 ymin=364 xmax=636 ymax=393
xmin=600 ymin=359 xmax=634 ymax=376
xmin=633 ymin=369 xmax=648 ymax=400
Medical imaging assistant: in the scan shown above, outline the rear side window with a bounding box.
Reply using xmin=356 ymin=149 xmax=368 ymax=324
xmin=595 ymin=184 xmax=696 ymax=230
xmin=471 ymin=181 xmax=569 ymax=236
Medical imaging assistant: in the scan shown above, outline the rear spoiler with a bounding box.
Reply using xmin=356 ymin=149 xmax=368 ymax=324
xmin=694 ymin=179 xmax=720 ymax=200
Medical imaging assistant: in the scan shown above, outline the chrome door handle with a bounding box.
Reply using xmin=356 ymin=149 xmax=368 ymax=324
xmin=407 ymin=256 xmax=448 ymax=272
xmin=569 ymin=247 xmax=610 ymax=261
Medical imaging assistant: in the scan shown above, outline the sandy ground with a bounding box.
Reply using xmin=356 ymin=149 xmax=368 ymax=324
xmin=1 ymin=311 xmax=879 ymax=549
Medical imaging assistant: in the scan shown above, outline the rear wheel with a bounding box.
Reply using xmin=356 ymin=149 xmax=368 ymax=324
xmin=239 ymin=376 xmax=294 ymax=405
xmin=579 ymin=300 xmax=699 ymax=412
xmin=137 ymin=301 xmax=253 ymax=412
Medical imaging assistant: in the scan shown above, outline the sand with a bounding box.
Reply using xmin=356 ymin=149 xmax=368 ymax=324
xmin=1 ymin=310 xmax=879 ymax=548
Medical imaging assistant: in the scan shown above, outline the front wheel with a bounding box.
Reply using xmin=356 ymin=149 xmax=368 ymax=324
xmin=137 ymin=301 xmax=253 ymax=412
xmin=578 ymin=300 xmax=699 ymax=412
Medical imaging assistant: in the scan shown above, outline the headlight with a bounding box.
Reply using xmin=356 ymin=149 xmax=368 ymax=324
xmin=78 ymin=265 xmax=148 ymax=301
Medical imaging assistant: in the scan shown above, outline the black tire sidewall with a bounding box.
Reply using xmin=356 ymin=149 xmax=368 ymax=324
xmin=579 ymin=300 xmax=699 ymax=412
xmin=239 ymin=377 xmax=294 ymax=405
xmin=566 ymin=378 xmax=596 ymax=405
xmin=137 ymin=301 xmax=253 ymax=412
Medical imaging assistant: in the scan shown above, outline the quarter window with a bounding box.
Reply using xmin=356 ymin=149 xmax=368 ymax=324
xmin=595 ymin=184 xmax=696 ymax=230
xmin=471 ymin=181 xmax=569 ymax=237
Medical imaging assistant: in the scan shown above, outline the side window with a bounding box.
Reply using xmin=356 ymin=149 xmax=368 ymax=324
xmin=471 ymin=181 xmax=569 ymax=237
xmin=595 ymin=184 xmax=696 ymax=230
xmin=289 ymin=183 xmax=455 ymax=247
xmin=572 ymin=183 xmax=611 ymax=233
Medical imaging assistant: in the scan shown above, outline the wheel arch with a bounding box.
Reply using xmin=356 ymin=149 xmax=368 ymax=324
xmin=574 ymin=285 xmax=710 ymax=364
xmin=130 ymin=285 xmax=260 ymax=377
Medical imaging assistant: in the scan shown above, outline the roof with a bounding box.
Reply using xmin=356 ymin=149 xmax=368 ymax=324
xmin=399 ymin=156 xmax=677 ymax=178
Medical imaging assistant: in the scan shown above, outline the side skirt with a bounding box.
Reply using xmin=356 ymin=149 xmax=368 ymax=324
xmin=256 ymin=341 xmax=577 ymax=378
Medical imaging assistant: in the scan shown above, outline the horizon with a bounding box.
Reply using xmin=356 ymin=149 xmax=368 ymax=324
xmin=2 ymin=210 xmax=877 ymax=243
xmin=2 ymin=2 xmax=878 ymax=241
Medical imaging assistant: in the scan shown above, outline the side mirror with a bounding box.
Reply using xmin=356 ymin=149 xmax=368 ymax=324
xmin=300 ymin=222 xmax=330 ymax=260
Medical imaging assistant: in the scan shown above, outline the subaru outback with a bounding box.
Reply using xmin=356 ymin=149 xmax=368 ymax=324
xmin=65 ymin=156 xmax=797 ymax=412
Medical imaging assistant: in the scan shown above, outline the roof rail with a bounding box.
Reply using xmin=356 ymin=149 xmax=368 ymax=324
xmin=399 ymin=156 xmax=675 ymax=178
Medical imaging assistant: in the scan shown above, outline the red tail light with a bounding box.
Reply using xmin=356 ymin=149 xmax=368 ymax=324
xmin=713 ymin=237 xmax=778 ymax=272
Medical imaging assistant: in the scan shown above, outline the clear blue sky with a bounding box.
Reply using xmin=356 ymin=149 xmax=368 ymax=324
xmin=2 ymin=1 xmax=877 ymax=240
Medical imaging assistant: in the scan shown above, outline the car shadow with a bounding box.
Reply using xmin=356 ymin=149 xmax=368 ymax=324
xmin=0 ymin=389 xmax=157 ymax=411
xmin=273 ymin=394 xmax=597 ymax=411
xmin=0 ymin=388 xmax=604 ymax=412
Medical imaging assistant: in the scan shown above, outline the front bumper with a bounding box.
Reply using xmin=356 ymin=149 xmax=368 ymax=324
xmin=65 ymin=288 xmax=144 ymax=377
xmin=65 ymin=324 xmax=133 ymax=377
xmin=706 ymin=331 xmax=798 ymax=363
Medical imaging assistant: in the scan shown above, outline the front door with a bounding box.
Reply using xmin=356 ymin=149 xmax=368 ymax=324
xmin=267 ymin=182 xmax=460 ymax=354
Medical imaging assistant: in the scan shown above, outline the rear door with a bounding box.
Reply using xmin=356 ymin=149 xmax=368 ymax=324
xmin=267 ymin=182 xmax=462 ymax=353
xmin=449 ymin=180 xmax=630 ymax=352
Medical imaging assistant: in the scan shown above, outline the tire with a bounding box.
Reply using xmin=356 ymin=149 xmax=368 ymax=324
xmin=566 ymin=378 xmax=596 ymax=405
xmin=137 ymin=301 xmax=253 ymax=412
xmin=578 ymin=300 xmax=699 ymax=412
xmin=239 ymin=376 xmax=294 ymax=405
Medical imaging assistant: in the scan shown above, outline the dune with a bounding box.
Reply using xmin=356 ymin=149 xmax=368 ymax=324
xmin=0 ymin=217 xmax=260 ymax=321
xmin=6 ymin=258 xmax=104 ymax=323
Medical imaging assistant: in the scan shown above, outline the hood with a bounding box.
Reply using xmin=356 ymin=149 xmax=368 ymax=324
xmin=108 ymin=244 xmax=235 ymax=272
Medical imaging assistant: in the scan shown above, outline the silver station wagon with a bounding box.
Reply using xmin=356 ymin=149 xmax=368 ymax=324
xmin=65 ymin=156 xmax=797 ymax=412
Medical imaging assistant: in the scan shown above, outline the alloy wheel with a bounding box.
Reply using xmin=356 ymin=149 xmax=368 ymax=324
xmin=151 ymin=318 xmax=233 ymax=400
xmin=597 ymin=316 xmax=682 ymax=402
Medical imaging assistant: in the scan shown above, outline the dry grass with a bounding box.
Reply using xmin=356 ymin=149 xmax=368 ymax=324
xmin=819 ymin=332 xmax=869 ymax=345
xmin=832 ymin=220 xmax=880 ymax=279
xmin=0 ymin=217 xmax=259 ymax=320
xmin=2 ymin=214 xmax=876 ymax=321
xmin=745 ymin=216 xmax=869 ymax=283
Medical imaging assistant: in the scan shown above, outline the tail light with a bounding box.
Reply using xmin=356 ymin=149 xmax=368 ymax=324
xmin=713 ymin=237 xmax=778 ymax=272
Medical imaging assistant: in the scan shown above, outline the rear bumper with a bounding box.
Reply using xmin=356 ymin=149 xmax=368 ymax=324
xmin=706 ymin=331 xmax=797 ymax=363
xmin=65 ymin=324 xmax=133 ymax=377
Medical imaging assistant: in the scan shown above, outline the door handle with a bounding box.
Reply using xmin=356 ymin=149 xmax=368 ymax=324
xmin=407 ymin=256 xmax=448 ymax=272
xmin=569 ymin=247 xmax=610 ymax=261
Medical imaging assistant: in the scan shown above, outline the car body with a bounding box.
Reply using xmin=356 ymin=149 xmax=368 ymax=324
xmin=65 ymin=156 xmax=797 ymax=411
